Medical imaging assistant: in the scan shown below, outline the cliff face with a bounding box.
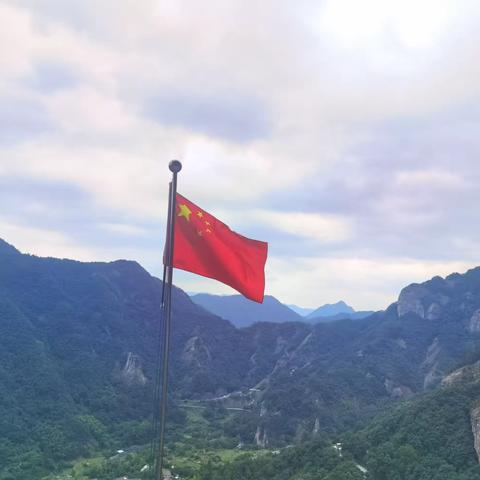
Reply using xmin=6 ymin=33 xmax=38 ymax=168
xmin=422 ymin=337 xmax=442 ymax=389
xmin=119 ymin=352 xmax=147 ymax=386
xmin=397 ymin=285 xmax=429 ymax=318
xmin=442 ymin=362 xmax=480 ymax=387
xmin=254 ymin=425 xmax=268 ymax=448
xmin=397 ymin=280 xmax=450 ymax=320
xmin=471 ymin=404 xmax=480 ymax=463
xmin=469 ymin=310 xmax=480 ymax=333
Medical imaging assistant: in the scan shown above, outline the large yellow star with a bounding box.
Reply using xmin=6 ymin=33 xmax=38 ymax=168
xmin=178 ymin=203 xmax=192 ymax=221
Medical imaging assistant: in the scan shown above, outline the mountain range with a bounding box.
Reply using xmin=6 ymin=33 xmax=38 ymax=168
xmin=2 ymin=237 xmax=480 ymax=479
xmin=306 ymin=299 xmax=374 ymax=323
xmin=190 ymin=293 xmax=303 ymax=327
xmin=191 ymin=293 xmax=373 ymax=327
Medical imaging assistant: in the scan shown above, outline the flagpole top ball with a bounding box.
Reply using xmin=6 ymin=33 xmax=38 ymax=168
xmin=169 ymin=160 xmax=182 ymax=173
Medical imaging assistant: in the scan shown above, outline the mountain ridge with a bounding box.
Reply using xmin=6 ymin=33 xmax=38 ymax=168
xmin=287 ymin=304 xmax=315 ymax=316
xmin=0 ymin=238 xmax=20 ymax=255
xmin=190 ymin=293 xmax=303 ymax=328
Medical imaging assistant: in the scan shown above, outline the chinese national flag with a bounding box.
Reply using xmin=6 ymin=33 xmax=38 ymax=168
xmin=171 ymin=193 xmax=268 ymax=303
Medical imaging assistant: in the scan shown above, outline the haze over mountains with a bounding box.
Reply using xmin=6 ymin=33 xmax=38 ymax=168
xmin=2 ymin=236 xmax=480 ymax=478
xmin=286 ymin=304 xmax=315 ymax=316
xmin=307 ymin=299 xmax=355 ymax=317
xmin=191 ymin=293 xmax=303 ymax=327
xmin=191 ymin=294 xmax=373 ymax=327
xmin=306 ymin=300 xmax=374 ymax=322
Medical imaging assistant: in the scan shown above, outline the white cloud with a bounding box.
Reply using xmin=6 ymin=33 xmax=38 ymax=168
xmin=266 ymin=255 xmax=473 ymax=310
xmin=0 ymin=3 xmax=34 ymax=80
xmin=314 ymin=0 xmax=456 ymax=50
xmin=394 ymin=170 xmax=465 ymax=189
xmin=0 ymin=217 xmax=99 ymax=261
xmin=48 ymin=86 xmax=135 ymax=135
xmin=253 ymin=210 xmax=352 ymax=243
xmin=99 ymin=222 xmax=149 ymax=237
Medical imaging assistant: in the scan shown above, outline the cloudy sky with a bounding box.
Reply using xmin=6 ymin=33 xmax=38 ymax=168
xmin=1 ymin=0 xmax=480 ymax=310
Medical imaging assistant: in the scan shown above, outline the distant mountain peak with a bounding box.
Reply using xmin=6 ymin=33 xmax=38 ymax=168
xmin=0 ymin=238 xmax=20 ymax=255
xmin=325 ymin=300 xmax=351 ymax=309
xmin=307 ymin=300 xmax=355 ymax=320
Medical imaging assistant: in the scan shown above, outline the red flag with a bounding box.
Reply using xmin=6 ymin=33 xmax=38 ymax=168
xmin=171 ymin=193 xmax=268 ymax=303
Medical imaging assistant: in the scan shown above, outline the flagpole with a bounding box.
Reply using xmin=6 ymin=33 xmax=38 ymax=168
xmin=155 ymin=160 xmax=182 ymax=480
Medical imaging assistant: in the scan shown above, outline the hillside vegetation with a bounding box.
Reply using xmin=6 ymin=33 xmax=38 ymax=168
xmin=2 ymin=238 xmax=480 ymax=478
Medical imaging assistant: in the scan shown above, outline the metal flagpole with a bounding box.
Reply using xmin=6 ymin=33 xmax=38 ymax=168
xmin=150 ymin=261 xmax=167 ymax=461
xmin=155 ymin=160 xmax=182 ymax=480
xmin=151 ymin=188 xmax=171 ymax=460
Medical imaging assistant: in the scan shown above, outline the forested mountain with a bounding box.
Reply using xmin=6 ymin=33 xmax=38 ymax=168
xmin=190 ymin=293 xmax=302 ymax=327
xmin=2 ymin=237 xmax=480 ymax=478
xmin=196 ymin=370 xmax=480 ymax=480
xmin=215 ymin=268 xmax=480 ymax=445
xmin=0 ymin=238 xmax=308 ymax=478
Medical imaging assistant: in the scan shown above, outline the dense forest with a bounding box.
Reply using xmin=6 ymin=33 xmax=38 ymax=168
xmin=194 ymin=380 xmax=480 ymax=480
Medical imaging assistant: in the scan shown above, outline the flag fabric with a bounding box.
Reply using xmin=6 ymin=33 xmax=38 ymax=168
xmin=171 ymin=193 xmax=268 ymax=303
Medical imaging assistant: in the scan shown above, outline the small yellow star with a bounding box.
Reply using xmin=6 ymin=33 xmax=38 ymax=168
xmin=197 ymin=230 xmax=203 ymax=236
xmin=205 ymin=220 xmax=210 ymax=226
xmin=206 ymin=228 xmax=212 ymax=234
xmin=197 ymin=211 xmax=204 ymax=218
xmin=178 ymin=204 xmax=192 ymax=221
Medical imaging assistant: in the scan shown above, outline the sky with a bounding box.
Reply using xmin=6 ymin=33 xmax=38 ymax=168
xmin=1 ymin=0 xmax=480 ymax=310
